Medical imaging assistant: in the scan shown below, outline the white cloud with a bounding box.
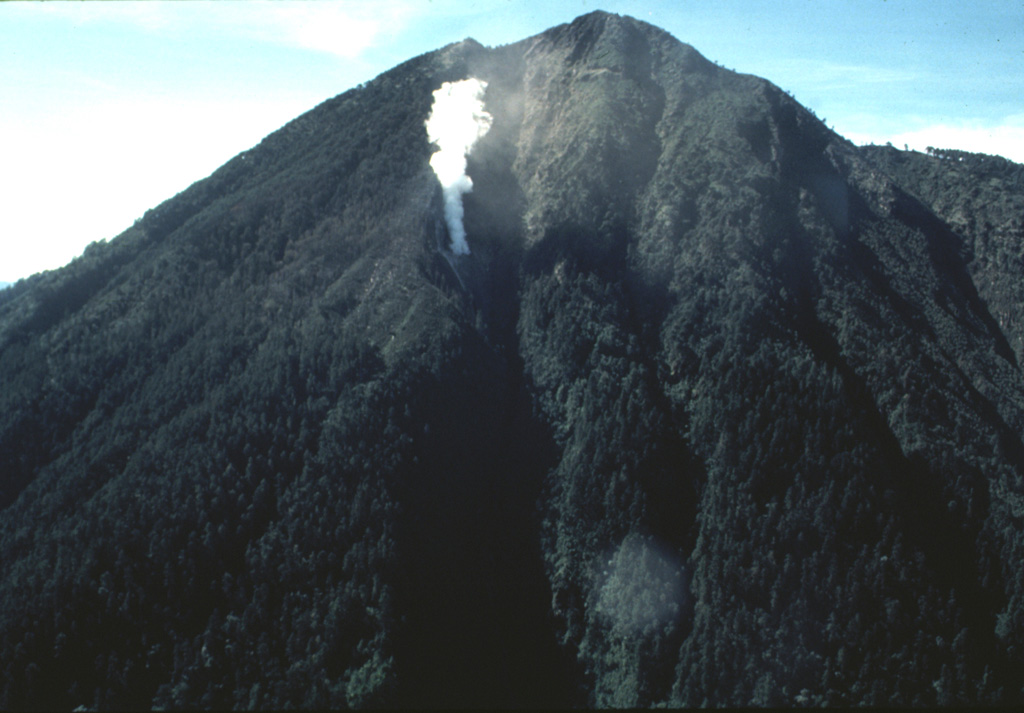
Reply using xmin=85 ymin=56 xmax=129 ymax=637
xmin=844 ymin=116 xmax=1024 ymax=163
xmin=16 ymin=0 xmax=427 ymax=59
xmin=0 ymin=96 xmax=310 ymax=282
xmin=761 ymin=58 xmax=920 ymax=92
xmin=207 ymin=1 xmax=388 ymax=59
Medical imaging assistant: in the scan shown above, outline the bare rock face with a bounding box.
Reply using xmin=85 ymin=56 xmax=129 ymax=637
xmin=2 ymin=10 xmax=1024 ymax=709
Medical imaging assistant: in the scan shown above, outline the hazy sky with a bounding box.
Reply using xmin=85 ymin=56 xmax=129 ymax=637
xmin=2 ymin=0 xmax=1022 ymax=284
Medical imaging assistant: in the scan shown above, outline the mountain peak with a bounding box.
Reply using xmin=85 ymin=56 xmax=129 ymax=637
xmin=551 ymin=8 xmax=649 ymax=35
xmin=533 ymin=9 xmax=687 ymax=62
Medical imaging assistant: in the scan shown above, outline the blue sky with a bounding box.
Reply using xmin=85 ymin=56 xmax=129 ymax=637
xmin=2 ymin=0 xmax=1022 ymax=283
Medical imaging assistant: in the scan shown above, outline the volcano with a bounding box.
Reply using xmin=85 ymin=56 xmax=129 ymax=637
xmin=3 ymin=11 xmax=1024 ymax=708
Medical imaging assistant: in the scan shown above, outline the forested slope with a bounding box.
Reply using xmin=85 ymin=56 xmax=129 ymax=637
xmin=2 ymin=11 xmax=1024 ymax=708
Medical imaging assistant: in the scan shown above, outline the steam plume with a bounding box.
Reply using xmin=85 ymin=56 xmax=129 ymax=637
xmin=425 ymin=78 xmax=493 ymax=255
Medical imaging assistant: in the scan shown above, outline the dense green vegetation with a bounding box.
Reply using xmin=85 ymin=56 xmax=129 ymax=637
xmin=2 ymin=11 xmax=1024 ymax=708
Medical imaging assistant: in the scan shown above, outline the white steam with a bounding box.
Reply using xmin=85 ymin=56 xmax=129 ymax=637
xmin=425 ymin=78 xmax=493 ymax=255
xmin=595 ymin=534 xmax=688 ymax=636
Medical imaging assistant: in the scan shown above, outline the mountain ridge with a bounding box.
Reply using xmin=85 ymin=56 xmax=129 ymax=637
xmin=2 ymin=10 xmax=1024 ymax=708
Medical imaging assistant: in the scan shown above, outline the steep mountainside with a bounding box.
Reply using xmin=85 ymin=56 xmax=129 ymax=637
xmin=2 ymin=11 xmax=1024 ymax=708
